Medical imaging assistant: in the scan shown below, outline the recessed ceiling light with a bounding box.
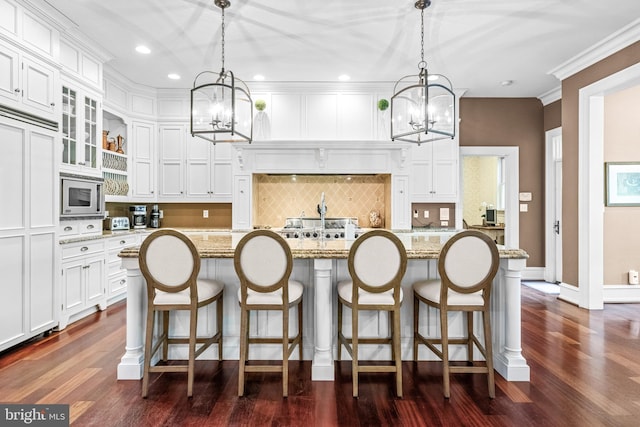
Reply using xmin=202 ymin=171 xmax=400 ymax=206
xmin=135 ymin=45 xmax=151 ymax=54
xmin=338 ymin=74 xmax=350 ymax=81
xmin=253 ymin=74 xmax=265 ymax=81
xmin=501 ymin=80 xmax=514 ymax=86
xmin=167 ymin=73 xmax=181 ymax=80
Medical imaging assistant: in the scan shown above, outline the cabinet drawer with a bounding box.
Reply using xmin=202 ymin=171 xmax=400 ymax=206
xmin=108 ymin=274 xmax=127 ymax=296
xmin=107 ymin=234 xmax=138 ymax=250
xmin=108 ymin=260 xmax=125 ymax=277
xmin=60 ymin=222 xmax=79 ymax=236
xmin=61 ymin=240 xmax=104 ymax=259
xmin=80 ymin=219 xmax=102 ymax=234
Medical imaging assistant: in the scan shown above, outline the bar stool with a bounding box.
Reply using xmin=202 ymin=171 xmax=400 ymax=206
xmin=413 ymin=230 xmax=499 ymax=398
xmin=234 ymin=230 xmax=303 ymax=397
xmin=337 ymin=229 xmax=407 ymax=397
xmin=139 ymin=229 xmax=224 ymax=398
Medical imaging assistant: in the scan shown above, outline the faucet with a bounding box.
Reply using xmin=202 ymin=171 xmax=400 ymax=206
xmin=317 ymin=192 xmax=327 ymax=232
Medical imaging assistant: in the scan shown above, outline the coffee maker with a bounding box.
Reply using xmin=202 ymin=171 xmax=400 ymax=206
xmin=129 ymin=205 xmax=147 ymax=229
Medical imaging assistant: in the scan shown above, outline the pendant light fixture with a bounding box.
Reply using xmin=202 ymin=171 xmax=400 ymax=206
xmin=190 ymin=0 xmax=252 ymax=144
xmin=391 ymin=0 xmax=455 ymax=145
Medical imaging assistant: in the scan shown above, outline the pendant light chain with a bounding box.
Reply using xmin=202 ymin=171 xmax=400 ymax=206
xmin=420 ymin=7 xmax=425 ymax=67
xmin=220 ymin=6 xmax=226 ymax=73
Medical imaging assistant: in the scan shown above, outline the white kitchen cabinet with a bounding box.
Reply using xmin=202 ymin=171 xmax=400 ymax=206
xmin=232 ymin=175 xmax=252 ymax=230
xmin=158 ymin=123 xmax=186 ymax=200
xmin=59 ymin=218 xmax=102 ymax=238
xmin=409 ymin=140 xmax=458 ymax=202
xmin=105 ymin=233 xmax=139 ymax=303
xmin=0 ymin=38 xmax=58 ymax=122
xmin=186 ymin=134 xmax=233 ymax=201
xmin=0 ymin=117 xmax=58 ymax=352
xmin=131 ymin=120 xmax=156 ymax=200
xmin=59 ymin=239 xmax=106 ymax=330
xmin=60 ymin=81 xmax=101 ymax=176
xmin=392 ymin=175 xmax=411 ymax=230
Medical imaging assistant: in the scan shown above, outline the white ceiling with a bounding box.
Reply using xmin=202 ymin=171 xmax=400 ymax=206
xmin=44 ymin=0 xmax=640 ymax=97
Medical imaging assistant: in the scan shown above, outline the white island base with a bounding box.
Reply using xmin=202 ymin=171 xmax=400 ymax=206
xmin=117 ymin=254 xmax=529 ymax=383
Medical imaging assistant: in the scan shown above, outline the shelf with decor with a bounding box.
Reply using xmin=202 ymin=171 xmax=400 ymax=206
xmin=102 ymin=110 xmax=130 ymax=200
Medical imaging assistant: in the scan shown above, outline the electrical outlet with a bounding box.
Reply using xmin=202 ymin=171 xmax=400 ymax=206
xmin=159 ymin=210 xmax=163 ymax=219
xmin=441 ymin=221 xmax=448 ymax=227
xmin=203 ymin=210 xmax=209 ymax=218
xmin=423 ymin=210 xmax=429 ymax=218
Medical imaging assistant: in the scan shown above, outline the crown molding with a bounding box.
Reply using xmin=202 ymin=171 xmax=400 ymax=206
xmin=538 ymin=86 xmax=562 ymax=106
xmin=548 ymin=18 xmax=640 ymax=81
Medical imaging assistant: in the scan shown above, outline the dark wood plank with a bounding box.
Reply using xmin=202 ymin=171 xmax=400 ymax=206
xmin=1 ymin=286 xmax=640 ymax=426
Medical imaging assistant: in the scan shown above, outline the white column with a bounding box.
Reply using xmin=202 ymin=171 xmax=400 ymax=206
xmin=312 ymin=258 xmax=334 ymax=380
xmin=117 ymin=257 xmax=145 ymax=380
xmin=493 ymin=258 xmax=530 ymax=381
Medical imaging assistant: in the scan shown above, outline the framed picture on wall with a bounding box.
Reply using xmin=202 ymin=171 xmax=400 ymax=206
xmin=605 ymin=162 xmax=640 ymax=206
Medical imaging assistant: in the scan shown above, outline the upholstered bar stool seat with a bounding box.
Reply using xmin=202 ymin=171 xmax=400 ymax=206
xmin=235 ymin=230 xmax=304 ymax=397
xmin=413 ymin=230 xmax=499 ymax=399
xmin=140 ymin=229 xmax=224 ymax=398
xmin=337 ymin=229 xmax=407 ymax=398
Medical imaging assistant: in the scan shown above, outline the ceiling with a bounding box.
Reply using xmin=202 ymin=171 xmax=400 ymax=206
xmin=44 ymin=0 xmax=640 ymax=97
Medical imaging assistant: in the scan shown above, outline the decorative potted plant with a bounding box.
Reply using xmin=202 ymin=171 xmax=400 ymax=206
xmin=377 ymin=99 xmax=390 ymax=139
xmin=254 ymin=99 xmax=270 ymax=140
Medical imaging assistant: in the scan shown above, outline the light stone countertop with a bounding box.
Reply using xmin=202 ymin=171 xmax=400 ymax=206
xmin=118 ymin=230 xmax=528 ymax=260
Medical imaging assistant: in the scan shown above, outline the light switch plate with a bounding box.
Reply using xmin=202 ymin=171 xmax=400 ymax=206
xmin=520 ymin=203 xmax=528 ymax=212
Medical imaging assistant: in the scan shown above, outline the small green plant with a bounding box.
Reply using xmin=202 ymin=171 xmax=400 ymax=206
xmin=255 ymin=99 xmax=267 ymax=111
xmin=377 ymin=99 xmax=389 ymax=111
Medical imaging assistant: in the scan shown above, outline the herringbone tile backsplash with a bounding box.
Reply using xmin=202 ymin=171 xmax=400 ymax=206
xmin=253 ymin=174 xmax=389 ymax=228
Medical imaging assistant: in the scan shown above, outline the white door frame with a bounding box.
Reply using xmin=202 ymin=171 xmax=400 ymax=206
xmin=545 ymin=127 xmax=562 ymax=283
xmin=459 ymin=146 xmax=519 ymax=249
xmin=577 ymin=61 xmax=640 ymax=309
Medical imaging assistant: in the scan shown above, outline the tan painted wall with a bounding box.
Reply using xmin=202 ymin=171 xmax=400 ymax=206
xmin=603 ymin=85 xmax=640 ymax=284
xmin=544 ymin=100 xmax=562 ymax=131
xmin=561 ymin=41 xmax=640 ymax=287
xmin=459 ymin=98 xmax=545 ymax=267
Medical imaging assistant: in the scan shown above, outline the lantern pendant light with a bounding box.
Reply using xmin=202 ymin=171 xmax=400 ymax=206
xmin=391 ymin=0 xmax=455 ymax=145
xmin=190 ymin=0 xmax=252 ymax=144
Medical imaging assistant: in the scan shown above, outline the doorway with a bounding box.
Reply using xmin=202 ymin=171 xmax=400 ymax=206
xmin=459 ymin=147 xmax=519 ymax=249
xmin=545 ymin=128 xmax=562 ymax=283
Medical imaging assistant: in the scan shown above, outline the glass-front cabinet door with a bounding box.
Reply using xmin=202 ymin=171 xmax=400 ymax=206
xmin=62 ymin=86 xmax=77 ymax=166
xmin=60 ymin=84 xmax=100 ymax=174
xmin=84 ymin=96 xmax=98 ymax=169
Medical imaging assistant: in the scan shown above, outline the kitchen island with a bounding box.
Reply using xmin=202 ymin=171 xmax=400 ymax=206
xmin=117 ymin=231 xmax=530 ymax=382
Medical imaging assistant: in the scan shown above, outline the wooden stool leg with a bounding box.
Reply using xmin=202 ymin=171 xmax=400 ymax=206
xmin=298 ymin=301 xmax=303 ymax=360
xmin=483 ymin=310 xmax=495 ymax=398
xmin=440 ymin=307 xmax=451 ymax=399
xmin=141 ymin=306 xmax=155 ymax=398
xmin=413 ymin=295 xmax=419 ymax=360
xmin=352 ymin=306 xmax=359 ymax=398
xmin=467 ymin=311 xmax=474 ymax=364
xmin=187 ymin=307 xmax=198 ymax=397
xmin=337 ymin=300 xmax=343 ymax=360
xmin=238 ymin=307 xmax=248 ymax=397
xmin=217 ymin=296 xmax=224 ymax=360
xmin=393 ymin=309 xmax=403 ymax=397
xmin=283 ymin=307 xmax=289 ymax=397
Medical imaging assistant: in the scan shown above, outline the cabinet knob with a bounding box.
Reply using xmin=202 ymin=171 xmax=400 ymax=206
xmin=87 ymin=224 xmax=94 ymax=229
xmin=151 ymin=190 xmax=154 ymax=194
xmin=50 ymin=102 xmax=55 ymax=107
xmin=120 ymin=240 xmax=126 ymax=245
xmin=83 ymin=265 xmax=90 ymax=269
xmin=64 ymin=226 xmax=72 ymax=231
xmin=14 ymin=88 xmax=21 ymax=93
xmin=78 ymin=162 xmax=86 ymax=166
xmin=81 ymin=246 xmax=89 ymax=252
xmin=120 ymin=279 xmax=126 ymax=285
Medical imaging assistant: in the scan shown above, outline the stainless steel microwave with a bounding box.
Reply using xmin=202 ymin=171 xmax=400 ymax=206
xmin=60 ymin=173 xmax=105 ymax=218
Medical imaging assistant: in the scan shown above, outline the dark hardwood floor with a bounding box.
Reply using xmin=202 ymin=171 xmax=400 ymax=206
xmin=2 ymin=286 xmax=640 ymax=426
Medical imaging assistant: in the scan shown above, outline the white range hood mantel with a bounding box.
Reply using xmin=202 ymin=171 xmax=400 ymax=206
xmin=230 ymin=140 xmax=416 ymax=231
xmin=233 ymin=140 xmax=411 ymax=172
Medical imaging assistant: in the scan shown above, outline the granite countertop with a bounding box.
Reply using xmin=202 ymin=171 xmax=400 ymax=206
xmin=118 ymin=230 xmax=528 ymax=260
xmin=58 ymin=228 xmax=231 ymax=245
